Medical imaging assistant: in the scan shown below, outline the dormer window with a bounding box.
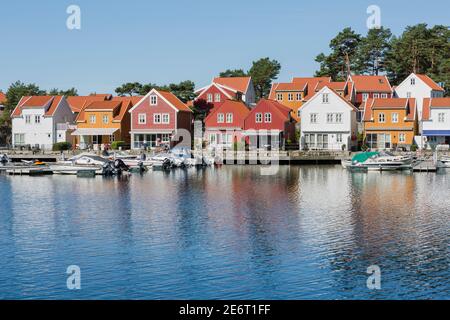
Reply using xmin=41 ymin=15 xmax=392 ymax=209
xmin=226 ymin=113 xmax=233 ymax=123
xmin=362 ymin=93 xmax=369 ymax=102
xmin=150 ymin=95 xmax=157 ymax=105
xmin=276 ymin=93 xmax=283 ymax=101
xmin=378 ymin=113 xmax=385 ymax=123
xmin=264 ymin=113 xmax=272 ymax=123
xmin=288 ymin=93 xmax=293 ymax=101
xmin=217 ymin=113 xmax=224 ymax=123
xmin=214 ymin=93 xmax=221 ymax=103
xmin=207 ymin=93 xmax=213 ymax=103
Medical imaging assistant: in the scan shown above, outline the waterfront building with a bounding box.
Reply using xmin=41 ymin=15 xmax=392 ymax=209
xmin=362 ymin=98 xmax=418 ymax=150
xmin=72 ymin=96 xmax=140 ymax=150
xmin=0 ymin=92 xmax=6 ymax=117
xmin=299 ymin=86 xmax=358 ymax=151
xmin=244 ymin=99 xmax=296 ymax=150
xmin=67 ymin=94 xmax=112 ymax=116
xmin=129 ymin=89 xmax=193 ymax=149
xmin=422 ymin=97 xmax=450 ymax=147
xmin=204 ymin=100 xmax=250 ymax=149
xmin=11 ymin=96 xmax=75 ymax=150
xmin=194 ymin=77 xmax=256 ymax=110
xmin=394 ymin=73 xmax=445 ymax=121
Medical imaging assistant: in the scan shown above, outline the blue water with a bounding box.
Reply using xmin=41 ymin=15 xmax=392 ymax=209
xmin=0 ymin=166 xmax=449 ymax=299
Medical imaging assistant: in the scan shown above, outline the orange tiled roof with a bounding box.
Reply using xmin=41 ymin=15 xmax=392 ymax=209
xmin=205 ymin=100 xmax=250 ymax=124
xmin=422 ymin=97 xmax=450 ymax=120
xmin=0 ymin=92 xmax=6 ymax=104
xmin=213 ymin=77 xmax=251 ymax=93
xmin=364 ymin=98 xmax=416 ymax=121
xmin=67 ymin=94 xmax=112 ymax=113
xmin=416 ymin=74 xmax=445 ymax=91
xmin=11 ymin=96 xmax=64 ymax=117
xmin=350 ymin=75 xmax=392 ymax=93
xmin=158 ymin=90 xmax=192 ymax=112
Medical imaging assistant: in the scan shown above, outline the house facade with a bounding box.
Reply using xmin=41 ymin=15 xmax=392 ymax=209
xmin=394 ymin=73 xmax=445 ymax=121
xmin=194 ymin=77 xmax=256 ymax=110
xmin=72 ymin=97 xmax=138 ymax=150
xmin=11 ymin=96 xmax=75 ymax=150
xmin=299 ymin=87 xmax=358 ymax=151
xmin=363 ymin=98 xmax=418 ymax=150
xmin=0 ymin=92 xmax=6 ymax=117
xmin=204 ymin=100 xmax=250 ymax=149
xmin=422 ymin=97 xmax=450 ymax=146
xmin=129 ymin=89 xmax=193 ymax=149
xmin=244 ymin=99 xmax=296 ymax=149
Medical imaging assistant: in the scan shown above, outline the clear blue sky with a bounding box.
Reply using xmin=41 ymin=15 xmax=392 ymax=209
xmin=0 ymin=0 xmax=448 ymax=95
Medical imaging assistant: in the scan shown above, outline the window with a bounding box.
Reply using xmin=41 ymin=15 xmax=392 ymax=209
xmin=378 ymin=113 xmax=385 ymax=123
xmin=381 ymin=93 xmax=388 ymax=98
xmin=336 ymin=134 xmax=343 ymax=143
xmin=25 ymin=115 xmax=31 ymax=124
xmin=35 ymin=115 xmax=41 ymax=124
xmin=226 ymin=113 xmax=233 ymax=123
xmin=207 ymin=93 xmax=213 ymax=103
xmin=214 ymin=93 xmax=221 ymax=102
xmin=103 ymin=115 xmax=109 ymax=124
xmin=162 ymin=134 xmax=170 ymax=143
xmin=438 ymin=113 xmax=445 ymax=123
xmin=297 ymin=109 xmax=301 ymax=118
xmin=406 ymin=92 xmax=412 ymax=98
xmin=326 ymin=113 xmax=333 ymax=123
xmin=276 ymin=93 xmax=283 ymax=101
xmin=296 ymin=93 xmax=302 ymax=101
xmin=310 ymin=113 xmax=318 ymax=124
xmin=89 ymin=115 xmax=96 ymax=124
xmin=162 ymin=113 xmax=170 ymax=124
xmin=138 ymin=114 xmax=146 ymax=124
xmin=255 ymin=113 xmax=263 ymax=123
xmin=217 ymin=113 xmax=224 ymax=123
xmin=411 ymin=78 xmax=416 ymax=85
xmin=322 ymin=93 xmax=329 ymax=103
xmin=14 ymin=133 xmax=25 ymax=145
xmin=153 ymin=113 xmax=161 ymax=123
xmin=288 ymin=93 xmax=293 ymax=101
xmin=109 ymin=134 xmax=115 ymax=142
xmin=335 ymin=113 xmax=343 ymax=123
xmin=209 ymin=133 xmax=216 ymax=144
xmin=150 ymin=95 xmax=157 ymax=105
xmin=264 ymin=113 xmax=272 ymax=123
xmin=399 ymin=133 xmax=406 ymax=143
xmin=392 ymin=113 xmax=399 ymax=123
xmin=373 ymin=93 xmax=380 ymax=99
xmin=362 ymin=93 xmax=369 ymax=102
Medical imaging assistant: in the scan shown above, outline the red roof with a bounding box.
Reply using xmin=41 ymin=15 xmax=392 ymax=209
xmin=67 ymin=94 xmax=112 ymax=113
xmin=213 ymin=77 xmax=251 ymax=93
xmin=416 ymin=74 xmax=444 ymax=91
xmin=363 ymin=98 xmax=416 ymax=121
xmin=0 ymin=92 xmax=6 ymax=104
xmin=76 ymin=98 xmax=133 ymax=123
xmin=269 ymin=77 xmax=332 ymax=100
xmin=422 ymin=97 xmax=450 ymax=120
xmin=11 ymin=96 xmax=64 ymax=117
xmin=205 ymin=100 xmax=250 ymax=129
xmin=158 ymin=91 xmax=192 ymax=112
xmin=350 ymin=75 xmax=392 ymax=93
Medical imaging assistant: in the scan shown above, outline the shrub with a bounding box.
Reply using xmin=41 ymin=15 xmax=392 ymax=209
xmin=410 ymin=144 xmax=417 ymax=152
xmin=53 ymin=142 xmax=71 ymax=151
xmin=361 ymin=144 xmax=369 ymax=151
xmin=111 ymin=141 xmax=126 ymax=150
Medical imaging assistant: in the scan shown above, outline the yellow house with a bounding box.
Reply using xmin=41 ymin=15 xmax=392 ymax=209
xmin=73 ymin=96 xmax=141 ymax=150
xmin=363 ymin=98 xmax=418 ymax=150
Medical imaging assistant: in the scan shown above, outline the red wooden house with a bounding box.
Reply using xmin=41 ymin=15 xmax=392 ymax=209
xmin=194 ymin=77 xmax=256 ymax=110
xmin=129 ymin=89 xmax=193 ymax=149
xmin=244 ymin=99 xmax=297 ymax=149
xmin=204 ymin=100 xmax=250 ymax=149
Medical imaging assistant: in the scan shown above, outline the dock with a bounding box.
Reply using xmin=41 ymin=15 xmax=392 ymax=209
xmin=412 ymin=160 xmax=438 ymax=172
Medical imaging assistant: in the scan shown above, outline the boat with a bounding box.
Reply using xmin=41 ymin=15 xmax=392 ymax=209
xmin=437 ymin=156 xmax=450 ymax=168
xmin=343 ymin=151 xmax=413 ymax=171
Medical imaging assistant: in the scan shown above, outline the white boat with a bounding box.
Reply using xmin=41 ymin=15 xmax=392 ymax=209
xmin=344 ymin=151 xmax=413 ymax=171
xmin=438 ymin=156 xmax=450 ymax=168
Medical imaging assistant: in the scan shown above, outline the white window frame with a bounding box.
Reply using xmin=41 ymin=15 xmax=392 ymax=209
xmin=296 ymin=93 xmax=302 ymax=101
xmin=362 ymin=93 xmax=369 ymax=102
xmin=438 ymin=113 xmax=445 ymax=123
xmin=336 ymin=133 xmax=343 ymax=143
xmin=336 ymin=113 xmax=343 ymax=123
xmin=153 ymin=113 xmax=161 ymax=124
xmin=25 ymin=115 xmax=31 ymax=124
xmin=276 ymin=93 xmax=283 ymax=101
xmin=322 ymin=93 xmax=329 ymax=103
xmin=89 ymin=115 xmax=96 ymax=124
xmin=411 ymin=78 xmax=415 ymax=85
xmin=310 ymin=113 xmax=318 ymax=124
xmin=392 ymin=113 xmax=399 ymax=123
xmin=207 ymin=93 xmax=213 ymax=103
xmin=103 ymin=115 xmax=109 ymax=124
xmin=255 ymin=113 xmax=263 ymax=123
xmin=373 ymin=93 xmax=380 ymax=99
xmin=35 ymin=115 xmax=41 ymax=124
xmin=226 ymin=113 xmax=233 ymax=123
xmin=217 ymin=113 xmax=225 ymax=123
xmin=326 ymin=113 xmax=333 ymax=123
xmin=150 ymin=95 xmax=158 ymax=105
xmin=214 ymin=93 xmax=221 ymax=103
xmin=264 ymin=113 xmax=272 ymax=123
xmin=399 ymin=133 xmax=406 ymax=143
xmin=288 ymin=93 xmax=293 ymax=101
xmin=138 ymin=113 xmax=147 ymax=124
xmin=378 ymin=112 xmax=385 ymax=123
xmin=381 ymin=93 xmax=388 ymax=98
xmin=162 ymin=113 xmax=170 ymax=124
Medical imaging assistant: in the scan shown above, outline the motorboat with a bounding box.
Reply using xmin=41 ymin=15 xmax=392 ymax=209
xmin=438 ymin=156 xmax=450 ymax=168
xmin=343 ymin=151 xmax=413 ymax=171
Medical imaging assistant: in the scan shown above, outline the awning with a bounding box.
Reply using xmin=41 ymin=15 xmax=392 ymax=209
xmin=71 ymin=128 xmax=119 ymax=136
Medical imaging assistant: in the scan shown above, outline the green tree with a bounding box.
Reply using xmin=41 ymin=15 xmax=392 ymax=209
xmin=48 ymin=87 xmax=78 ymax=96
xmin=115 ymin=82 xmax=143 ymax=96
xmin=219 ymin=69 xmax=248 ymax=77
xmin=168 ymin=80 xmax=196 ymax=102
xmin=191 ymin=99 xmax=214 ymax=121
xmin=315 ymin=27 xmax=362 ymax=80
xmin=248 ymin=57 xmax=281 ymax=100
xmin=356 ymin=27 xmax=393 ymax=75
